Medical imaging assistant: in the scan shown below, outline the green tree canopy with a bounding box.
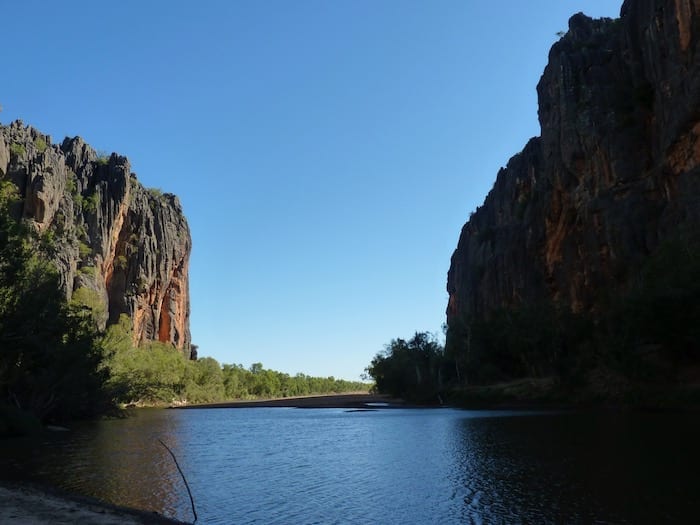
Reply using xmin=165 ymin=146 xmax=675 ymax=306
xmin=365 ymin=332 xmax=446 ymax=403
xmin=0 ymin=181 xmax=109 ymax=425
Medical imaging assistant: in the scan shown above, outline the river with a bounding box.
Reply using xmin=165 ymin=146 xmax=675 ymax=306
xmin=1 ymin=407 xmax=699 ymax=524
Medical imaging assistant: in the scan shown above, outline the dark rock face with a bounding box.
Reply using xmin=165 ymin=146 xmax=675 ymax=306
xmin=0 ymin=121 xmax=192 ymax=357
xmin=447 ymin=0 xmax=700 ymax=336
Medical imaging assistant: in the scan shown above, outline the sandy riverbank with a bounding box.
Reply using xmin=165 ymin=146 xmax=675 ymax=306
xmin=178 ymin=392 xmax=409 ymax=409
xmin=0 ymin=482 xmax=188 ymax=525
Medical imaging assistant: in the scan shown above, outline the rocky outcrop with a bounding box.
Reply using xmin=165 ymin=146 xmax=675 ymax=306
xmin=447 ymin=0 xmax=700 ymax=338
xmin=0 ymin=121 xmax=192 ymax=357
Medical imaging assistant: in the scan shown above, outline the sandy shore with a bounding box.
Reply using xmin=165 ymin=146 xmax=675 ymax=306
xmin=178 ymin=392 xmax=409 ymax=409
xmin=0 ymin=482 xmax=187 ymax=525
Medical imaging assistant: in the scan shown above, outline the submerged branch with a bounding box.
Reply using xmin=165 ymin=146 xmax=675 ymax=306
xmin=158 ymin=438 xmax=198 ymax=524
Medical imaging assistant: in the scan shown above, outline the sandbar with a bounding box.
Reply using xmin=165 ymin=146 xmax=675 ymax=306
xmin=0 ymin=482 xmax=187 ymax=525
xmin=179 ymin=392 xmax=408 ymax=409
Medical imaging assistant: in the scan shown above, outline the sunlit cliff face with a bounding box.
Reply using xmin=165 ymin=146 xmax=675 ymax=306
xmin=0 ymin=122 xmax=192 ymax=357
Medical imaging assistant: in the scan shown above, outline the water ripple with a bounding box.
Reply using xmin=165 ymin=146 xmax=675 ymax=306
xmin=1 ymin=408 xmax=700 ymax=523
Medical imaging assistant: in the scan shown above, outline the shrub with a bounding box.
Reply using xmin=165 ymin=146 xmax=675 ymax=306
xmin=79 ymin=265 xmax=96 ymax=277
xmin=115 ymin=255 xmax=128 ymax=270
xmin=66 ymin=170 xmax=78 ymax=195
xmin=75 ymin=224 xmax=88 ymax=241
xmin=70 ymin=286 xmax=105 ymax=327
xmin=78 ymin=241 xmax=91 ymax=258
xmin=96 ymin=150 xmax=110 ymax=165
xmin=40 ymin=228 xmax=56 ymax=254
xmin=34 ymin=137 xmax=47 ymax=153
xmin=108 ymin=341 xmax=189 ymax=404
xmin=9 ymin=143 xmax=26 ymax=159
xmin=83 ymin=192 xmax=100 ymax=213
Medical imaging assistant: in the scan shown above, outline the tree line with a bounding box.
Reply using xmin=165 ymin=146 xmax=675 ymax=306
xmin=0 ymin=180 xmax=366 ymax=435
xmin=364 ymin=332 xmax=447 ymax=404
xmin=365 ymin=230 xmax=700 ymax=404
xmin=104 ymin=314 xmax=367 ymax=406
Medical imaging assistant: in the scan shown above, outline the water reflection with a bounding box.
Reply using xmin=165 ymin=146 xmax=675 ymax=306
xmin=1 ymin=408 xmax=699 ymax=524
xmin=83 ymin=410 xmax=189 ymax=519
xmin=448 ymin=411 xmax=700 ymax=524
xmin=0 ymin=409 xmax=191 ymax=521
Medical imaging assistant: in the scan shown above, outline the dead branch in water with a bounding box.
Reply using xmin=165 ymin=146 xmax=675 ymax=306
xmin=158 ymin=438 xmax=198 ymax=524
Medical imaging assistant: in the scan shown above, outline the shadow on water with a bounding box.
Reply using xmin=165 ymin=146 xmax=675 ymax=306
xmin=1 ymin=408 xmax=700 ymax=524
xmin=0 ymin=409 xmax=192 ymax=521
xmin=449 ymin=411 xmax=700 ymax=524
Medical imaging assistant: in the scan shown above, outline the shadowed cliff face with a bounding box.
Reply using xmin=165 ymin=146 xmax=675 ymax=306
xmin=447 ymin=0 xmax=700 ymax=337
xmin=0 ymin=122 xmax=192 ymax=357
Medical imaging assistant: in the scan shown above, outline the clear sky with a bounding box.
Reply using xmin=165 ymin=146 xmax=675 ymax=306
xmin=2 ymin=1 xmax=621 ymax=380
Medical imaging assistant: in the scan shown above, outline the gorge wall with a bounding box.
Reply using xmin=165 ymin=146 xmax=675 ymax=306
xmin=447 ymin=0 xmax=700 ymax=342
xmin=0 ymin=121 xmax=192 ymax=357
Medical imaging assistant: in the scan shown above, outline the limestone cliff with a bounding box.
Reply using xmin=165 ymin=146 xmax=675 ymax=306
xmin=0 ymin=121 xmax=192 ymax=357
xmin=447 ymin=0 xmax=700 ymax=337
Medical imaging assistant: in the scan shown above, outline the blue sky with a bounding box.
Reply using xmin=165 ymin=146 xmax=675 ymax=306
xmin=2 ymin=1 xmax=621 ymax=380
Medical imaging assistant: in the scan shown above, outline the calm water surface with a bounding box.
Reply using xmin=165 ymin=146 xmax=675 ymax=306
xmin=1 ymin=408 xmax=699 ymax=524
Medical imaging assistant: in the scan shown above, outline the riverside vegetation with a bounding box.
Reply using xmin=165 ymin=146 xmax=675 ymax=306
xmin=366 ymin=230 xmax=700 ymax=407
xmin=366 ymin=4 xmax=700 ymax=406
xmin=0 ymin=180 xmax=108 ymax=432
xmin=104 ymin=314 xmax=368 ymax=406
xmin=6 ymin=1 xmax=700 ymax=436
xmin=0 ymin=180 xmax=365 ymax=436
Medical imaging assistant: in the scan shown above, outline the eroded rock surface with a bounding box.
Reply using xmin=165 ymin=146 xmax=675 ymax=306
xmin=0 ymin=122 xmax=192 ymax=356
xmin=447 ymin=0 xmax=700 ymax=336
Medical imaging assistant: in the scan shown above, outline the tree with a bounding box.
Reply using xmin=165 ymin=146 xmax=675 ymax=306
xmin=0 ymin=181 xmax=109 ymax=424
xmin=365 ymin=332 xmax=446 ymax=403
xmin=185 ymin=357 xmax=224 ymax=403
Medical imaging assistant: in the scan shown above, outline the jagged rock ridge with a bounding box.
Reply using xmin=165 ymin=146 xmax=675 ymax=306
xmin=0 ymin=121 xmax=192 ymax=357
xmin=447 ymin=0 xmax=700 ymax=335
